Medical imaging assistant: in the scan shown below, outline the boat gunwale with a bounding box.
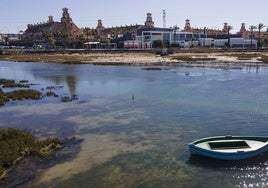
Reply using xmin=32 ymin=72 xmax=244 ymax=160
xmin=190 ymin=136 xmax=268 ymax=146
xmin=188 ymin=135 xmax=268 ymax=160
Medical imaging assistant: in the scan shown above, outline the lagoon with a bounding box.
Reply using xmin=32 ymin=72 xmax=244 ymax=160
xmin=1 ymin=61 xmax=268 ymax=187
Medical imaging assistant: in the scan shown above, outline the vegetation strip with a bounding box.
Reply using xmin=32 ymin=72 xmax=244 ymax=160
xmin=0 ymin=128 xmax=62 ymax=180
xmin=0 ymin=50 xmax=268 ymax=64
xmin=0 ymin=78 xmax=42 ymax=106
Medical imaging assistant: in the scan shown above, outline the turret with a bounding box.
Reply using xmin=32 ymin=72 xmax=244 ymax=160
xmin=48 ymin=16 xmax=54 ymax=23
xmin=96 ymin=19 xmax=105 ymax=34
xmin=144 ymin=13 xmax=154 ymax=28
xmin=184 ymin=19 xmax=191 ymax=30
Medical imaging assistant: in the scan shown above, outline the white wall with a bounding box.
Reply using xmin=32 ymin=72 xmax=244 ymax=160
xmin=214 ymin=39 xmax=228 ymax=47
xmin=230 ymin=38 xmax=244 ymax=47
xmin=244 ymin=39 xmax=257 ymax=47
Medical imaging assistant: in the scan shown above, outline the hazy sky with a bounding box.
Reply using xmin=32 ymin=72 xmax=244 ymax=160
xmin=1 ymin=0 xmax=267 ymax=33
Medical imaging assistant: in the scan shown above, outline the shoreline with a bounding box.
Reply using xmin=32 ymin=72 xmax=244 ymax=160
xmin=0 ymin=50 xmax=268 ymax=66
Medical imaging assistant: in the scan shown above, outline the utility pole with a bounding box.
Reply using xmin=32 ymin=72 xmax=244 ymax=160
xmin=163 ymin=10 xmax=166 ymax=28
xmin=162 ymin=10 xmax=168 ymax=55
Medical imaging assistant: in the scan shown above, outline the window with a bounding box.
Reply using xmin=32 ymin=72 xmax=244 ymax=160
xmin=179 ymin=34 xmax=185 ymax=39
xmin=194 ymin=34 xmax=199 ymax=39
xmin=186 ymin=34 xmax=192 ymax=39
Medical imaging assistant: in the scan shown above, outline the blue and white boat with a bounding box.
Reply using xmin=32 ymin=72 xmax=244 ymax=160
xmin=188 ymin=135 xmax=268 ymax=160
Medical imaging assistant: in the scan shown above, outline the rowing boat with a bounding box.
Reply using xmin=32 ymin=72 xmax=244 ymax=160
xmin=188 ymin=135 xmax=268 ymax=160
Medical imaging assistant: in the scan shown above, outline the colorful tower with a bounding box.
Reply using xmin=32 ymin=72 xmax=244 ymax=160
xmin=61 ymin=8 xmax=73 ymax=25
xmin=145 ymin=13 xmax=154 ymax=28
xmin=96 ymin=19 xmax=105 ymax=34
xmin=184 ymin=19 xmax=191 ymax=30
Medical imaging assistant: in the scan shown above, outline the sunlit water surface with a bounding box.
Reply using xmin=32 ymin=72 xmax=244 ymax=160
xmin=1 ymin=61 xmax=268 ymax=188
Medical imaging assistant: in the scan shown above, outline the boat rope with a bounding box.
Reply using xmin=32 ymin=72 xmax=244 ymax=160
xmin=177 ymin=148 xmax=188 ymax=159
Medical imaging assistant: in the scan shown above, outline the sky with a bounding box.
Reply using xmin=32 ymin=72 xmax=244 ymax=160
xmin=1 ymin=0 xmax=268 ymax=34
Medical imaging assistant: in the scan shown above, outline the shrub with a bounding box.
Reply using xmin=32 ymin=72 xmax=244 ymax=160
xmin=0 ymin=128 xmax=62 ymax=179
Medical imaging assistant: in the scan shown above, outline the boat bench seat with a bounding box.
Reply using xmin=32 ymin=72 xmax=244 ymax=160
xmin=208 ymin=141 xmax=250 ymax=150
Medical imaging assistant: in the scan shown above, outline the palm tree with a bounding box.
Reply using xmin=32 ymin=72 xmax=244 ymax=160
xmin=42 ymin=30 xmax=55 ymax=48
xmin=249 ymin=25 xmax=257 ymax=48
xmin=257 ymin=23 xmax=265 ymax=49
xmin=77 ymin=34 xmax=85 ymax=48
xmin=111 ymin=27 xmax=119 ymax=39
xmin=172 ymin=25 xmax=179 ymax=47
xmin=83 ymin=27 xmax=91 ymax=42
xmin=203 ymin=27 xmax=208 ymax=47
xmin=227 ymin=25 xmax=233 ymax=47
xmin=60 ymin=31 xmax=68 ymax=48
xmin=54 ymin=30 xmax=62 ymax=47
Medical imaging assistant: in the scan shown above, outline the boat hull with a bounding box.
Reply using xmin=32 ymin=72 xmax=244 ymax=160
xmin=188 ymin=136 xmax=268 ymax=160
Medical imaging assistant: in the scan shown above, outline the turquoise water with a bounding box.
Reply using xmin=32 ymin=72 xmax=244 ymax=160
xmin=0 ymin=61 xmax=268 ymax=187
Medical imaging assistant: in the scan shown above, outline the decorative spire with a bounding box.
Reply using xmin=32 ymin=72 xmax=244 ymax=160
xmin=48 ymin=16 xmax=54 ymax=23
xmin=240 ymin=23 xmax=246 ymax=32
xmin=223 ymin=22 xmax=228 ymax=32
xmin=184 ymin=19 xmax=191 ymax=30
xmin=61 ymin=8 xmax=72 ymax=24
xmin=145 ymin=13 xmax=154 ymax=28
xmin=96 ymin=19 xmax=105 ymax=34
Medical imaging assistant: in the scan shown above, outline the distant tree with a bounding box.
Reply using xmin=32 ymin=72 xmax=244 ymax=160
xmin=77 ymin=34 xmax=85 ymax=48
xmin=172 ymin=25 xmax=179 ymax=47
xmin=257 ymin=23 xmax=265 ymax=48
xmin=60 ymin=31 xmax=68 ymax=48
xmin=83 ymin=27 xmax=91 ymax=42
xmin=54 ymin=30 xmax=62 ymax=47
xmin=203 ymin=27 xmax=208 ymax=47
xmin=152 ymin=40 xmax=162 ymax=48
xmin=110 ymin=27 xmax=121 ymax=46
xmin=227 ymin=25 xmax=233 ymax=47
xmin=42 ymin=30 xmax=55 ymax=48
xmin=249 ymin=25 xmax=257 ymax=48
xmin=92 ymin=29 xmax=100 ymax=40
xmin=111 ymin=28 xmax=119 ymax=39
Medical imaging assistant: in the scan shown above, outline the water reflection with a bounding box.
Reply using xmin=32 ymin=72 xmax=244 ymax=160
xmin=66 ymin=75 xmax=76 ymax=96
xmin=31 ymin=68 xmax=78 ymax=100
xmin=189 ymin=152 xmax=268 ymax=187
xmin=1 ymin=61 xmax=268 ymax=188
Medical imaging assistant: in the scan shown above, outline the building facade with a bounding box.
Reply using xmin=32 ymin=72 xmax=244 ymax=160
xmin=6 ymin=9 xmax=267 ymax=49
xmin=22 ymin=8 xmax=83 ymax=48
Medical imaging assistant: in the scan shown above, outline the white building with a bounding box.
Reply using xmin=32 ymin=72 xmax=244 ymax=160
xmin=199 ymin=38 xmax=257 ymax=48
xmin=199 ymin=38 xmax=215 ymax=47
xmin=230 ymin=38 xmax=244 ymax=48
xmin=127 ymin=28 xmax=171 ymax=49
xmin=124 ymin=40 xmax=141 ymax=49
xmin=126 ymin=28 xmax=258 ymax=49
xmin=213 ymin=39 xmax=228 ymax=47
xmin=244 ymin=39 xmax=257 ymax=48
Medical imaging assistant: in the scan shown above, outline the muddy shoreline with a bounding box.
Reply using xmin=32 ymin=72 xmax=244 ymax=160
xmin=0 ymin=50 xmax=268 ymax=65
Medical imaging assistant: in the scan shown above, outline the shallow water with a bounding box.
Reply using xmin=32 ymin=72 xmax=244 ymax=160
xmin=1 ymin=61 xmax=268 ymax=187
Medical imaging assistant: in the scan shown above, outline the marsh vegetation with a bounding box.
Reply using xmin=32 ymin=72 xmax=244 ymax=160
xmin=0 ymin=79 xmax=42 ymax=106
xmin=0 ymin=128 xmax=62 ymax=180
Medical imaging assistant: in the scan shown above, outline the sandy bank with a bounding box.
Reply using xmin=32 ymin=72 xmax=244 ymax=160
xmin=0 ymin=50 xmax=268 ymax=65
